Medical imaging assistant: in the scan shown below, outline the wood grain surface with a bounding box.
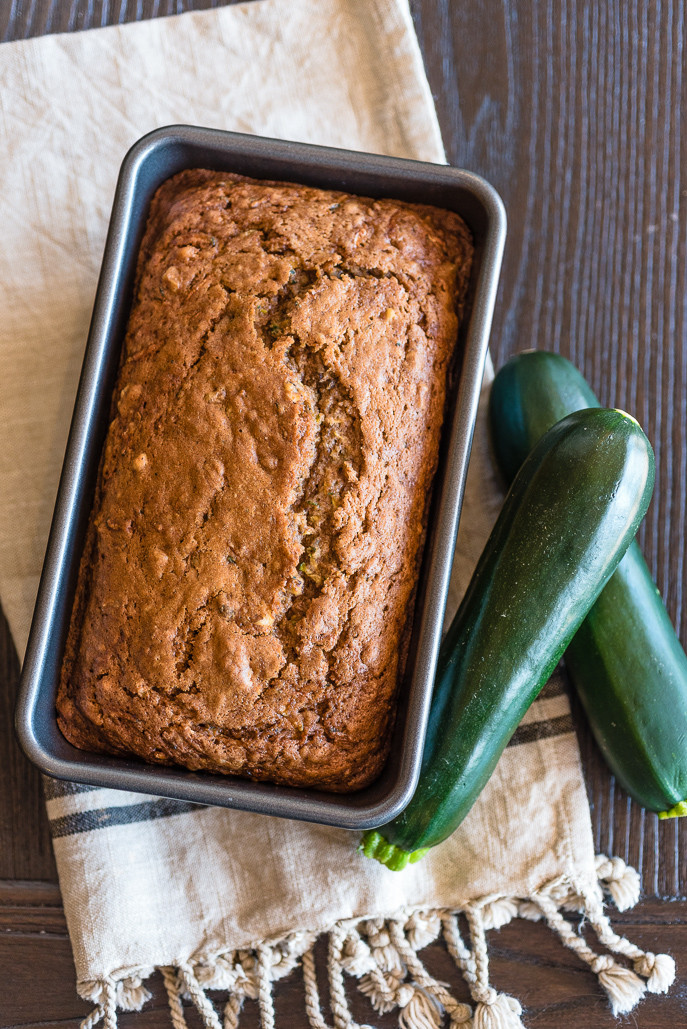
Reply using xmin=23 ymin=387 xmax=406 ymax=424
xmin=1 ymin=0 xmax=686 ymax=1026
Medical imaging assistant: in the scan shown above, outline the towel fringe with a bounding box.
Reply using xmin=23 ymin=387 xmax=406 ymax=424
xmin=387 ymin=918 xmax=471 ymax=1027
xmin=256 ymin=944 xmax=277 ymax=1029
xmin=327 ymin=921 xmax=371 ymax=1029
xmin=461 ymin=904 xmax=525 ymax=1029
xmin=223 ymin=992 xmax=244 ymax=1029
xmin=302 ymin=945 xmax=332 ymax=1029
xmin=76 ymin=853 xmax=674 ymax=1029
xmin=530 ymin=890 xmax=647 ymax=1015
xmin=579 ymin=886 xmax=676 ymax=994
xmin=177 ymin=962 xmax=223 ymax=1029
xmin=594 ymin=853 xmax=641 ymax=911
xmin=79 ymin=1003 xmax=104 ymax=1029
xmin=161 ymin=967 xmax=189 ymax=1029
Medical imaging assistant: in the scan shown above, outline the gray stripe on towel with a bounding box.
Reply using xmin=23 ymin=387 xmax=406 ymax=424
xmin=538 ymin=677 xmax=567 ymax=700
xmin=43 ymin=779 xmax=101 ymax=800
xmin=508 ymin=713 xmax=574 ymax=747
xmin=50 ymin=798 xmax=207 ymax=838
xmin=48 ymin=713 xmax=575 ymax=837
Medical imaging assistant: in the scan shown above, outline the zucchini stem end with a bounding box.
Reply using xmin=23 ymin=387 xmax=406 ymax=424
xmin=358 ymin=830 xmax=429 ymax=870
xmin=658 ymin=799 xmax=687 ymax=819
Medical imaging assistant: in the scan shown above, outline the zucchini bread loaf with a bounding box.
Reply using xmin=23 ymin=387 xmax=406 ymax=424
xmin=57 ymin=169 xmax=473 ymax=791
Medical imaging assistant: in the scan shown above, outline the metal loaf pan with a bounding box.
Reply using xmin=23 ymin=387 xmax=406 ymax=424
xmin=15 ymin=126 xmax=505 ymax=829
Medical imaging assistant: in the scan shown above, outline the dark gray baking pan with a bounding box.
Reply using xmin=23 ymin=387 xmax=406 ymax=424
xmin=15 ymin=125 xmax=505 ymax=829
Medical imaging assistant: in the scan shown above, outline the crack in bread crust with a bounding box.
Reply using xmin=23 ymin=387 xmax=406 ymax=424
xmin=56 ymin=169 xmax=474 ymax=792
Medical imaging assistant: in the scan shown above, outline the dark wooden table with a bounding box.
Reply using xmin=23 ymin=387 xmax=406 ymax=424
xmin=2 ymin=1 xmax=686 ymax=1026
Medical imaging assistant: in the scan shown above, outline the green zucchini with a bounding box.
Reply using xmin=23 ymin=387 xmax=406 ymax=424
xmin=488 ymin=350 xmax=687 ymax=818
xmin=361 ymin=408 xmax=655 ymax=870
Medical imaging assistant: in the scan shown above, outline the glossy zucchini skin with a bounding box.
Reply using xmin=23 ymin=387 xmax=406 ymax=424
xmin=488 ymin=350 xmax=600 ymax=481
xmin=488 ymin=350 xmax=687 ymax=817
xmin=361 ymin=408 xmax=655 ymax=869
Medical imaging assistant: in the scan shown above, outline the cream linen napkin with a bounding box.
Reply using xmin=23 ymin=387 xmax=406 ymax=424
xmin=0 ymin=3 xmax=675 ymax=1027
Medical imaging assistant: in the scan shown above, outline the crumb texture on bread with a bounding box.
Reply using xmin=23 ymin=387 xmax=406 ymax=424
xmin=57 ymin=170 xmax=473 ymax=790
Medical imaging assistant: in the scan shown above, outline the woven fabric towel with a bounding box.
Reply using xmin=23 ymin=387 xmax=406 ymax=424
xmin=0 ymin=2 xmax=675 ymax=1027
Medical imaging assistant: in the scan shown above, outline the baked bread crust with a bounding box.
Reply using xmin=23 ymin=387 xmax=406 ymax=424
xmin=56 ymin=169 xmax=473 ymax=791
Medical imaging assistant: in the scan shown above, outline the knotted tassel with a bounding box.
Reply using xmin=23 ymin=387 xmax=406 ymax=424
xmin=595 ymin=854 xmax=640 ymax=911
xmin=115 ymin=975 xmax=152 ymax=1011
xmin=463 ymin=906 xmax=526 ymax=1029
xmin=472 ymin=990 xmax=524 ymax=1029
xmin=480 ymin=898 xmax=519 ymax=931
xmin=403 ymin=910 xmax=442 ymax=951
xmin=340 ymin=928 xmax=377 ymax=977
xmin=532 ymin=891 xmax=646 ymax=1016
xmin=589 ymin=955 xmax=647 ymax=1016
xmin=583 ymin=893 xmax=677 ymax=996
xmin=357 ymin=918 xmax=409 ymax=1017
xmin=515 ymin=901 xmax=542 ymax=923
xmin=363 ymin=918 xmax=405 ymax=974
xmin=397 ymin=985 xmax=441 ymax=1029
xmin=633 ymin=951 xmax=676 ymax=994
xmin=357 ymin=963 xmax=407 ymax=1015
xmin=388 ymin=919 xmax=472 ymax=1028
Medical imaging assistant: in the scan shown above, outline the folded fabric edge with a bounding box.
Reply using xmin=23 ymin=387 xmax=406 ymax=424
xmin=75 ymin=854 xmax=674 ymax=1029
